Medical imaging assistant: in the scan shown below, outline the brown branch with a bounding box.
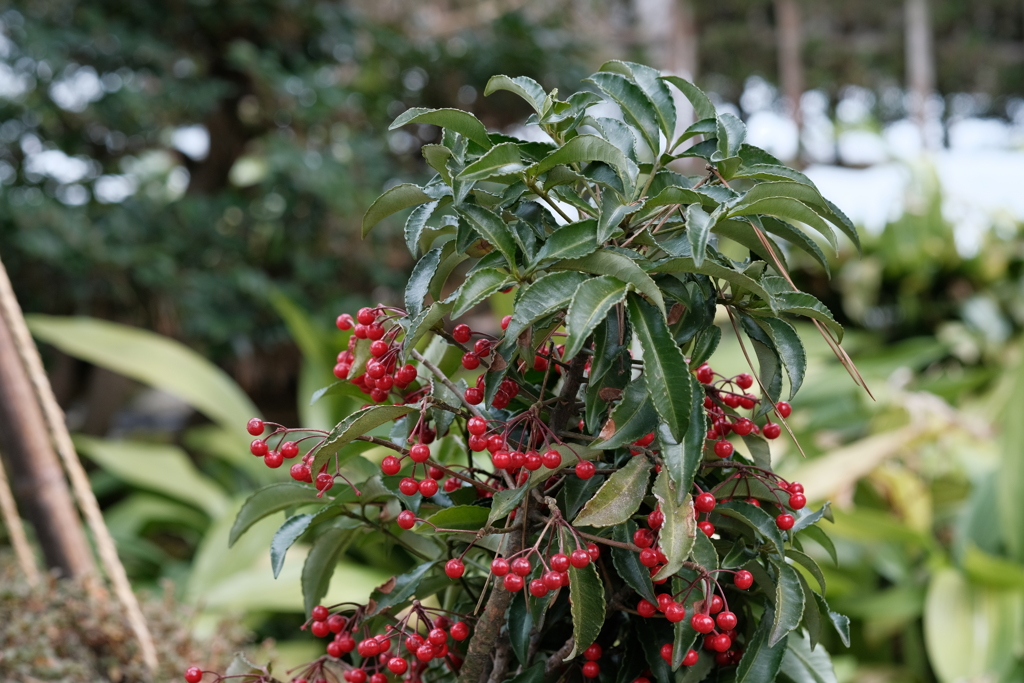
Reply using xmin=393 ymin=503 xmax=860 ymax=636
xmin=544 ymin=636 xmax=577 ymax=676
xmin=411 ymin=349 xmax=486 ymax=418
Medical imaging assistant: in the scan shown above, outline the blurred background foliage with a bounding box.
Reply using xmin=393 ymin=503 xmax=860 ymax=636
xmin=2 ymin=0 xmax=1024 ymax=681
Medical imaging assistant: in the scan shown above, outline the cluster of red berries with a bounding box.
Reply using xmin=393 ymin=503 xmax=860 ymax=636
xmin=463 ymin=373 xmax=520 ymax=408
xmin=490 ymin=545 xmax=598 ymax=597
xmin=580 ymin=643 xmax=603 ymax=679
xmin=693 ymin=478 xmax=807 ymax=537
xmin=246 ymin=418 xmax=337 ymax=491
xmin=335 ymin=308 xmax=419 ymax=404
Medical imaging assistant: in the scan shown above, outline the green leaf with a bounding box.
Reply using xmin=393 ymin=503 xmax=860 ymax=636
xmin=452 ymin=267 xmax=513 ymax=319
xmin=717 ymin=501 xmax=786 ymax=554
xmin=508 ymin=592 xmax=534 ymax=665
xmin=612 ymin=521 xmax=658 ymax=603
xmin=780 ymin=630 xmax=838 ymax=683
xmin=600 ymin=61 xmax=676 ymax=138
xmin=588 ymin=72 xmax=662 ymax=154
xmin=554 ymin=251 xmax=666 ymax=316
xmin=75 ymin=437 xmax=229 ymax=518
xmin=734 ymin=606 xmax=787 ymax=683
xmin=405 ymin=246 xmax=442 ymax=318
xmin=368 ymin=561 xmax=440 ymax=616
xmin=484 ymin=75 xmax=546 ymax=115
xmin=690 ymin=526 xmax=718 ymax=570
xmin=533 ymin=219 xmax=600 ymax=264
xmin=653 ymin=256 xmax=771 ymax=303
xmin=652 ymin=470 xmax=696 ymax=580
xmin=798 ymin=524 xmax=838 ymax=565
xmin=403 ymin=199 xmax=440 ymax=256
xmin=661 ymin=76 xmax=716 ymax=123
xmin=795 ymin=570 xmax=823 ymax=649
xmin=715 ymin=113 xmax=746 ymax=161
xmin=390 ymin=107 xmax=491 ymax=148
xmin=271 ymin=514 xmax=313 ymax=579
xmin=768 ymin=559 xmax=806 ymax=646
xmin=574 ymin=455 xmax=652 ymax=527
xmin=310 ymin=405 xmax=416 ymax=475
xmin=813 ymin=592 xmax=851 ymax=647
xmin=423 ymin=505 xmax=490 ymax=532
xmin=27 ymin=315 xmax=258 ymax=434
xmin=657 ymin=376 xmax=706 ymax=506
xmin=786 ymin=549 xmax=826 ymax=594
xmin=502 ymin=271 xmax=589 ymax=344
xmin=771 ymin=291 xmax=844 ymax=341
xmin=363 ymin=183 xmax=436 ymax=238
xmin=567 ymin=544 xmax=606 ymax=659
xmin=760 ymin=216 xmax=831 ymax=276
xmin=456 ymin=204 xmax=519 ymax=269
xmin=686 ymin=204 xmax=713 ymax=267
xmin=458 ymin=142 xmax=526 ymax=182
xmin=528 ymin=135 xmax=638 ymax=196
xmin=487 ymin=487 xmax=527 ymax=525
xmin=563 ymin=276 xmax=628 ymax=360
xmin=229 ymin=482 xmax=324 ymax=546
xmin=626 ymin=294 xmax=691 ymax=441
xmin=999 ymin=354 xmax=1024 ymax=562
xmin=402 ymin=301 xmax=453 ymax=353
xmin=301 ymin=524 xmax=358 ymax=615
xmin=753 ymin=316 xmax=806 ymax=399
xmin=593 ymin=374 xmax=659 ymax=450
xmin=727 ymin=196 xmax=838 ymax=253
xmin=507 ymin=663 xmax=546 ymax=683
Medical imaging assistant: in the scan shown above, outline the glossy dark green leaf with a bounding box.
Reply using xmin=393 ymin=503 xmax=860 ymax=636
xmin=301 ymin=524 xmax=358 ymax=615
xmin=559 ymin=472 xmax=605 ymax=520
xmin=768 ymin=559 xmax=806 ymax=646
xmin=507 ymin=663 xmax=546 ymax=683
xmin=421 ymin=144 xmax=453 ymax=183
xmin=689 ymin=325 xmax=721 ymax=367
xmin=487 ymin=486 xmax=527 ymax=525
xmin=593 ymin=374 xmax=659 ymax=450
xmin=428 ymin=240 xmax=467 ymax=300
xmin=423 ymin=505 xmax=490 ymax=532
xmin=368 ymin=561 xmax=440 ymax=616
xmin=271 ymin=513 xmax=313 ymax=578
xmin=626 ymin=294 xmax=691 ymax=440
xmin=612 ymin=520 xmax=658 ymax=603
xmin=715 ymin=113 xmax=746 ymax=161
xmin=588 ymin=72 xmax=662 ymax=154
xmin=508 ymin=592 xmax=533 ymax=665
xmin=597 ymin=192 xmax=643 ymax=243
xmin=661 ymin=76 xmax=716 ymax=123
xmin=555 ymin=251 xmax=665 ymax=316
xmin=458 ymin=142 xmax=526 ymax=182
xmin=567 ymin=546 xmax=606 ymax=659
xmin=713 ymin=218 xmax=788 ymax=267
xmin=533 ymin=219 xmax=599 ymax=264
xmin=656 ymin=378 xmax=705 ymax=506
xmin=791 ymin=501 xmax=832 ymax=534
xmin=402 ymin=301 xmax=453 ymax=353
xmin=734 ymin=606 xmax=787 ymax=683
xmin=797 ymin=524 xmax=838 ymax=565
xmin=753 ymin=316 xmax=806 ymax=399
xmin=794 ymin=570 xmax=823 ymax=650
xmin=728 ymin=196 xmax=838 ymax=252
xmin=452 ymin=267 xmax=513 ymax=318
xmin=390 ymin=107 xmax=491 ymax=148
xmin=574 ymin=455 xmax=652 ymax=527
xmin=600 ymin=61 xmax=676 ymax=138
xmin=773 ymin=291 xmax=844 ymax=341
xmin=590 ymin=116 xmax=637 ymax=162
xmin=781 ymin=629 xmax=838 ymax=683
xmin=760 ymin=216 xmax=831 ymax=277
xmin=640 ymin=186 xmax=703 ymax=216
xmin=484 ymin=75 xmax=547 ymax=115
xmin=528 ymin=134 xmax=638 ymax=196
xmin=654 ymin=255 xmax=771 ymax=303
xmin=563 ymin=276 xmax=628 ymax=360
xmin=404 ymin=246 xmax=442 ymax=318
xmin=636 ymin=617 xmax=674 ymax=683
xmin=502 ymin=271 xmax=588 ymax=345
xmin=690 ymin=525 xmax=718 ymax=571
xmin=717 ymin=501 xmax=786 ymax=554
xmin=229 ymin=483 xmax=323 ymax=547
xmin=404 ymin=199 xmax=440 ymax=256
xmin=813 ymin=592 xmax=851 ymax=647
xmin=686 ymin=204 xmax=713 ymax=268
xmin=310 ymin=405 xmax=416 ymax=474
xmin=652 ymin=470 xmax=696 ymax=580
xmin=456 ymin=204 xmax=519 ymax=269
xmin=786 ymin=548 xmax=826 ymax=593
xmin=363 ymin=183 xmax=444 ymax=238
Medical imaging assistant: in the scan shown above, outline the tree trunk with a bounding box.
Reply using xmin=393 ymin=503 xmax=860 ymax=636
xmin=0 ymin=311 xmax=95 ymax=577
xmin=905 ymin=0 xmax=936 ymax=141
xmin=775 ymin=0 xmax=804 ymax=131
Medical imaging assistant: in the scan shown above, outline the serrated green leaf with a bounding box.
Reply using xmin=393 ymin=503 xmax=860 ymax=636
xmin=780 ymin=630 xmax=838 ymax=683
xmin=597 ymin=192 xmax=643 ymax=243
xmin=484 ymin=75 xmax=546 ymax=115
xmin=456 ymin=203 xmax=519 ymax=269
xmin=574 ymin=455 xmax=652 ymax=527
xmin=772 ymin=291 xmax=843 ymax=341
xmin=685 ymin=204 xmax=713 ymax=267
xmin=661 ymin=76 xmax=716 ymax=124
xmin=271 ymin=514 xmax=313 ymax=579
xmin=452 ymin=267 xmax=513 ymax=318
xmin=567 ymin=544 xmax=606 ymax=659
xmin=390 ymin=107 xmax=491 ymax=148
xmin=405 ymin=246 xmax=442 ymax=318
xmin=458 ymin=142 xmax=527 ymax=182
xmin=487 ymin=487 xmax=527 ymax=525
xmin=612 ymin=520 xmax=658 ymax=603
xmin=423 ymin=505 xmax=490 ymax=532
xmin=301 ymin=524 xmax=358 ymax=615
xmin=554 ymin=251 xmax=665 ymax=316
xmin=528 ymin=135 xmax=638 ymax=196
xmin=734 ymin=606 xmax=787 ymax=683
xmin=652 ymin=470 xmax=696 ymax=580
xmin=794 ymin=570 xmax=823 ymax=650
xmin=403 ymin=199 xmax=440 ymax=256
xmin=591 ymin=375 xmax=656 ymax=450
xmin=563 ymin=276 xmax=628 ymax=360
xmin=760 ymin=216 xmax=831 ymax=276
xmin=402 ymin=301 xmax=453 ymax=353
xmin=421 ymin=144 xmax=453 ymax=183
xmin=786 ymin=548 xmax=826 ymax=594
xmin=502 ymin=271 xmax=589 ymax=344
xmin=797 ymin=524 xmax=838 ymax=565
xmin=601 ymin=61 xmax=676 ymax=138
xmin=727 ymin=196 xmax=838 ymax=253
xmin=717 ymin=501 xmax=786 ymax=554
xmin=641 ymin=185 xmax=703 ymax=214
xmin=363 ymin=183 xmax=440 ymax=238
xmin=229 ymin=482 xmax=323 ymax=546
xmin=654 ymin=256 xmax=771 ymax=303
xmin=657 ymin=379 xmax=705 ymax=506
xmin=626 ymin=294 xmax=691 ymax=440
xmin=753 ymin=316 xmax=806 ymax=398
xmin=310 ymin=405 xmax=416 ymax=474
xmin=768 ymin=559 xmax=806 ymax=646
xmin=508 ymin=591 xmax=534 ymax=665
xmin=588 ymin=72 xmax=662 ymax=155
xmin=533 ymin=219 xmax=600 ymax=264
xmin=368 ymin=561 xmax=440 ymax=616
xmin=715 ymin=113 xmax=746 ymax=161
xmin=813 ymin=592 xmax=850 ymax=647
xmin=690 ymin=526 xmax=718 ymax=570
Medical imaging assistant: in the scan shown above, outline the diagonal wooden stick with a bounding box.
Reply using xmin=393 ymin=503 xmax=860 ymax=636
xmin=0 ymin=448 xmax=40 ymax=586
xmin=0 ymin=256 xmax=158 ymax=671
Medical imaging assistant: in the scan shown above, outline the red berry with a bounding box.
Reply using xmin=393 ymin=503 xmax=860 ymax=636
xmin=633 ymin=529 xmax=655 ymax=548
xmin=467 ymin=416 xmax=487 ymax=435
xmin=713 ymin=440 xmax=734 ymax=458
xmin=358 ymin=638 xmax=381 ymax=657
xmin=370 ymin=340 xmax=389 ymax=357
xmin=695 ymin=492 xmax=716 ymax=513
xmin=722 ymin=393 xmax=741 ymax=408
xmin=575 ymin=461 xmax=595 ymax=479
xmin=469 ymin=434 xmax=488 ymax=451
xmin=486 ymin=434 xmax=505 ymax=453
xmin=660 ymin=643 xmax=673 ymax=663
xmin=491 ymin=557 xmax=510 ymax=576
xmin=550 ymin=553 xmax=570 ymax=572
xmin=776 ymin=513 xmax=795 ymax=530
xmin=503 ymin=573 xmax=524 ymax=592
xmin=665 ymin=602 xmax=687 ymax=623
xmin=501 ymin=315 xmax=512 ymax=330
xmin=543 ymin=571 xmax=563 ymax=591
xmin=524 ymin=451 xmax=543 ymax=471
xmin=491 ymin=451 xmax=511 ymax=470
xmin=370 ymin=388 xmax=389 ymax=403
xmin=184 ymin=667 xmax=203 ymax=683
xmin=338 ymin=634 xmax=356 ymax=652
xmin=353 ymin=324 xmax=368 ymax=339
xmin=357 ymin=307 xmax=376 ymax=325
xmin=387 ymin=658 xmax=408 ymax=675
xmin=682 ymin=649 xmax=699 ymax=666
xmin=789 ymin=493 xmax=807 ymax=510
xmin=639 ymin=548 xmax=659 ymax=567
xmin=246 ymin=418 xmax=264 ymax=436
xmin=570 ymin=549 xmax=591 ymax=568
xmin=711 ymin=634 xmax=732 ymax=652
xmin=264 ymin=450 xmax=284 ymax=468
xmin=734 ymin=570 xmax=754 ymax=589
xmin=529 ymin=579 xmax=548 ymax=597
xmin=732 ymin=418 xmax=753 ymax=436
xmin=509 ymin=450 xmax=526 ymax=469
xmin=312 ymin=605 xmax=329 ymax=621
xmin=691 ymin=613 xmax=715 ymax=633
xmin=648 ymin=509 xmax=664 ymax=530
xmin=419 ymin=478 xmax=439 ymax=497
xmin=281 ymin=441 xmax=299 ymax=459
xmin=375 ymin=375 xmax=393 ymax=391
xmin=381 ymin=455 xmax=401 ymax=475
xmin=405 ymin=634 xmax=424 ymax=652
xmin=776 ymin=401 xmax=792 ymax=418
xmin=740 ymin=393 xmax=756 ymax=409
xmin=428 ymin=628 xmax=447 ymax=646
xmin=763 ymin=423 xmax=782 ymax=439
xmin=409 ymin=443 xmax=430 ymax=463
xmin=716 ymin=611 xmax=738 ymax=630
xmin=450 ymin=621 xmax=469 ymax=641
xmin=445 ymin=558 xmax=465 ymax=579
xmin=326 ymin=641 xmax=342 ymax=658
xmin=735 ymin=373 xmax=753 ymax=389
xmin=250 ymin=439 xmax=268 ymax=456
xmin=788 ymin=481 xmax=804 ymax=494
xmin=709 ymin=595 xmax=724 ymax=614
xmin=311 ymin=620 xmax=330 ymax=638
xmin=453 ymin=324 xmax=472 ymax=344
xmin=399 ymin=477 xmax=419 ymax=495
xmin=583 ymin=643 xmax=602 ymax=661
xmin=366 ymin=361 xmax=385 ymax=379
xmin=637 ymin=599 xmax=657 ymax=618
xmin=582 ymin=661 xmax=600 ymax=678
xmin=511 ymin=557 xmax=532 ymax=576
xmin=290 ymin=462 xmax=310 ymax=481
xmin=327 ymin=613 xmax=346 ymax=633
xmin=473 ymin=338 xmax=491 ymax=355
xmin=461 ymin=353 xmax=480 ymax=370
xmin=397 ymin=510 xmax=416 ymax=529
xmin=336 ymin=313 xmax=354 ymax=330
xmin=533 ymin=355 xmax=548 ymax=371
xmin=746 ymin=497 xmax=761 ymax=507
xmin=541 ymin=449 xmax=562 ymax=468
xmin=428 ymin=466 xmax=445 ymax=481
xmin=416 ymin=643 xmax=435 ymax=662
xmin=315 ymin=472 xmax=334 ymax=491
xmin=444 ymin=477 xmax=460 ymax=492
xmin=696 ymin=364 xmax=714 ymax=384
xmin=698 ymin=521 xmax=715 ymax=537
